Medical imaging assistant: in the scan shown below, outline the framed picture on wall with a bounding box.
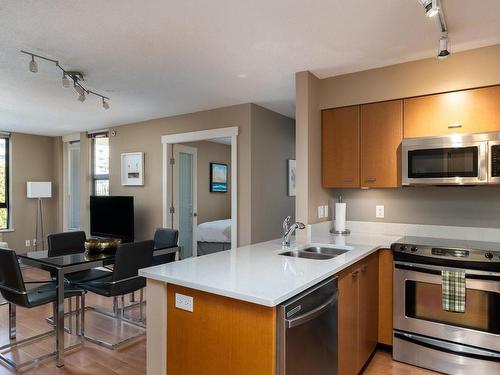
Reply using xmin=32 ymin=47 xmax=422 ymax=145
xmin=121 ymin=152 xmax=144 ymax=186
xmin=288 ymin=159 xmax=296 ymax=197
xmin=210 ymin=163 xmax=228 ymax=192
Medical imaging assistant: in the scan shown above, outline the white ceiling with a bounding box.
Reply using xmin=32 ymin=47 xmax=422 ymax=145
xmin=1 ymin=0 xmax=499 ymax=136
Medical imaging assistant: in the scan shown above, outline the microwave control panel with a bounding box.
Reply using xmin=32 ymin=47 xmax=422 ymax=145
xmin=492 ymin=145 xmax=500 ymax=177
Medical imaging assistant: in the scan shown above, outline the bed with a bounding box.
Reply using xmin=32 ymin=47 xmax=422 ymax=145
xmin=197 ymin=219 xmax=231 ymax=256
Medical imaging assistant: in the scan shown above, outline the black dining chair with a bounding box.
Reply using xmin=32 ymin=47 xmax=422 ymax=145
xmin=74 ymin=240 xmax=154 ymax=349
xmin=46 ymin=231 xmax=112 ymax=331
xmin=47 ymin=231 xmax=112 ymax=283
xmin=152 ymin=228 xmax=180 ymax=265
xmin=0 ymin=248 xmax=85 ymax=370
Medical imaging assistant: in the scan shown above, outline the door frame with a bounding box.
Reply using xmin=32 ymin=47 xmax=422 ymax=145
xmin=161 ymin=126 xmax=238 ymax=248
xmin=172 ymin=144 xmax=198 ymax=257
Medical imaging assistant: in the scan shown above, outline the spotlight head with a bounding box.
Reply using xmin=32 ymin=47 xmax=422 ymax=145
xmin=437 ymin=35 xmax=450 ymax=59
xmin=102 ymin=98 xmax=110 ymax=110
xmin=422 ymin=0 xmax=439 ymax=17
xmin=74 ymin=84 xmax=85 ymax=96
xmin=29 ymin=56 xmax=38 ymax=73
xmin=78 ymin=93 xmax=86 ymax=102
xmin=62 ymin=73 xmax=70 ymax=88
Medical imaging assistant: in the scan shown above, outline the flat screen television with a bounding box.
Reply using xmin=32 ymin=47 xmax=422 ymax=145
xmin=90 ymin=196 xmax=134 ymax=242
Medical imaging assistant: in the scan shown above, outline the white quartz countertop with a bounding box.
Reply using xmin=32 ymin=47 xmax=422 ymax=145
xmin=139 ymin=230 xmax=401 ymax=307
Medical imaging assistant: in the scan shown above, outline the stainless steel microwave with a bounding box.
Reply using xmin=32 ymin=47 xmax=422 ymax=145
xmin=402 ymin=132 xmax=500 ymax=185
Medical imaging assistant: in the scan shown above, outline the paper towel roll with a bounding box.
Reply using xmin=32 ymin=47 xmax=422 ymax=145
xmin=334 ymin=203 xmax=346 ymax=232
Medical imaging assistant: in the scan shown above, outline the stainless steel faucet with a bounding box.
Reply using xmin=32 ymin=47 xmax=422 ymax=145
xmin=281 ymin=216 xmax=305 ymax=247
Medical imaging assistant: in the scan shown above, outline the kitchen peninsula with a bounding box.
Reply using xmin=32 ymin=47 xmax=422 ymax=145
xmin=140 ymin=225 xmax=400 ymax=375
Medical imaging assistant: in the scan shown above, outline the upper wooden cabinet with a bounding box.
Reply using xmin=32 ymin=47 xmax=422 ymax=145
xmin=404 ymin=85 xmax=500 ymax=138
xmin=360 ymin=100 xmax=403 ymax=188
xmin=322 ymin=106 xmax=360 ymax=188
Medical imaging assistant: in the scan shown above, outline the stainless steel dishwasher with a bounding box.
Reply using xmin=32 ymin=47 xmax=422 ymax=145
xmin=278 ymin=277 xmax=338 ymax=375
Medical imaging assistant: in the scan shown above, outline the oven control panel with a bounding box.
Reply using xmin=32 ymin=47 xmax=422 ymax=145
xmin=391 ymin=241 xmax=500 ymax=272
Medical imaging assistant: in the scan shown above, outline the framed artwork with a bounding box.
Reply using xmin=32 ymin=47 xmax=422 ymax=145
xmin=288 ymin=159 xmax=296 ymax=197
xmin=121 ymin=152 xmax=144 ymax=186
xmin=210 ymin=163 xmax=228 ymax=192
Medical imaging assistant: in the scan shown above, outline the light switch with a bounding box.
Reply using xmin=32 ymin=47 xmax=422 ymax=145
xmin=376 ymin=205 xmax=385 ymax=218
xmin=175 ymin=293 xmax=193 ymax=312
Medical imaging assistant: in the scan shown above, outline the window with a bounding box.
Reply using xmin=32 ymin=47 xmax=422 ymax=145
xmin=91 ymin=133 xmax=109 ymax=196
xmin=0 ymin=135 xmax=9 ymax=229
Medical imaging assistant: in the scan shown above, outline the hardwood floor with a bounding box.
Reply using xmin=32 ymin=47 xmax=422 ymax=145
xmin=0 ymin=268 xmax=439 ymax=374
xmin=0 ymin=267 xmax=146 ymax=374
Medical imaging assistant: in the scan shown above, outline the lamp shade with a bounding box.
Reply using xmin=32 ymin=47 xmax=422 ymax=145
xmin=27 ymin=181 xmax=52 ymax=198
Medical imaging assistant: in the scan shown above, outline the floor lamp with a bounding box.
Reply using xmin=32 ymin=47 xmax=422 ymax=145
xmin=27 ymin=181 xmax=52 ymax=251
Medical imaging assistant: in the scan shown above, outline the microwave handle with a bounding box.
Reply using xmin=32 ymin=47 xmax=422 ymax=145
xmin=479 ymin=142 xmax=488 ymax=181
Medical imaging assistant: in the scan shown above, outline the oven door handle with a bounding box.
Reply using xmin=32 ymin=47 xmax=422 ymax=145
xmin=285 ymin=293 xmax=337 ymax=329
xmin=394 ymin=331 xmax=500 ymax=362
xmin=394 ymin=261 xmax=500 ymax=279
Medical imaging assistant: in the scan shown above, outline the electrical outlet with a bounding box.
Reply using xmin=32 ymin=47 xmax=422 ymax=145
xmin=318 ymin=206 xmax=324 ymax=219
xmin=175 ymin=293 xmax=193 ymax=312
xmin=376 ymin=205 xmax=385 ymax=218
xmin=323 ymin=205 xmax=329 ymax=218
xmin=25 ymin=240 xmax=30 ymax=247
xmin=33 ymin=239 xmax=37 ymax=246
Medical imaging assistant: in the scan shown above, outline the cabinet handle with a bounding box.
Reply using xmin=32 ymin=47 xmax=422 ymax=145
xmin=343 ymin=178 xmax=353 ymax=182
xmin=352 ymin=270 xmax=359 ymax=278
xmin=361 ymin=265 xmax=368 ymax=273
xmin=448 ymin=124 xmax=462 ymax=129
xmin=366 ymin=177 xmax=377 ymax=182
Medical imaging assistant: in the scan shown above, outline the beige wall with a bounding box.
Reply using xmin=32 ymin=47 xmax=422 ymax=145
xmin=250 ymin=105 xmax=295 ymax=243
xmin=296 ymin=43 xmax=500 ymax=227
xmin=108 ymin=104 xmax=253 ymax=246
xmin=295 ymin=71 xmax=331 ymax=225
xmin=182 ymin=140 xmax=231 ymax=224
xmin=3 ymin=133 xmax=60 ymax=252
xmin=319 ymin=44 xmax=500 ymax=110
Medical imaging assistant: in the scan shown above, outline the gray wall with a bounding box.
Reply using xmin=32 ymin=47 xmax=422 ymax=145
xmin=251 ymin=105 xmax=295 ymax=243
xmin=331 ymin=187 xmax=500 ymax=228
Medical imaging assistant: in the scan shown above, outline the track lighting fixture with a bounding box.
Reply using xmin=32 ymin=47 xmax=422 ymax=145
xmin=29 ymin=55 xmax=38 ymax=73
xmin=423 ymin=0 xmax=439 ymax=17
xmin=102 ymin=98 xmax=110 ymax=110
xmin=20 ymin=50 xmax=110 ymax=109
xmin=62 ymin=73 xmax=70 ymax=88
xmin=418 ymin=0 xmax=450 ymax=59
xmin=437 ymin=34 xmax=450 ymax=59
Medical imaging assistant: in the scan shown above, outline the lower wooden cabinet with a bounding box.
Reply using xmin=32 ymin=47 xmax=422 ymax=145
xmin=338 ymin=252 xmax=379 ymax=375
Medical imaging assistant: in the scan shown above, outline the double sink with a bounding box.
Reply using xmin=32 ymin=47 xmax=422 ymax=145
xmin=280 ymin=245 xmax=348 ymax=260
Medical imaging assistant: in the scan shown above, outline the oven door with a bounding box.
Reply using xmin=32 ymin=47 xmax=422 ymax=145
xmin=402 ymin=141 xmax=488 ymax=185
xmin=393 ymin=262 xmax=500 ymax=352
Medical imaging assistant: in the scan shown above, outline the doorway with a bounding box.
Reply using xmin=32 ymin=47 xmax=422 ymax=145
xmin=172 ymin=144 xmax=198 ymax=259
xmin=161 ymin=127 xmax=238 ymax=252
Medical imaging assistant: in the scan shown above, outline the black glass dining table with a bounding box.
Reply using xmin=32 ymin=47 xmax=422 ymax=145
xmin=17 ymin=249 xmax=116 ymax=368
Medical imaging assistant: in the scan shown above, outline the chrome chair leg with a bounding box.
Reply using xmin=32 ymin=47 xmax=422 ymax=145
xmin=130 ymin=292 xmax=135 ymax=302
xmin=8 ymin=303 xmax=16 ymax=340
xmin=68 ymin=297 xmax=73 ymax=334
xmin=112 ymin=297 xmax=118 ymax=316
xmin=139 ymin=288 xmax=144 ymax=322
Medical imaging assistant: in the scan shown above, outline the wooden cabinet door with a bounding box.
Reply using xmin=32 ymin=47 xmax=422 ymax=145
xmin=378 ymin=249 xmax=393 ymax=346
xmin=404 ymin=85 xmax=500 ymax=138
xmin=361 ymin=100 xmax=403 ymax=188
xmin=338 ymin=266 xmax=359 ymax=375
xmin=357 ymin=253 xmax=379 ymax=373
xmin=322 ymin=106 xmax=360 ymax=188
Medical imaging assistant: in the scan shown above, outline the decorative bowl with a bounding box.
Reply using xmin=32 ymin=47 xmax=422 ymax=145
xmin=85 ymin=238 xmax=122 ymax=254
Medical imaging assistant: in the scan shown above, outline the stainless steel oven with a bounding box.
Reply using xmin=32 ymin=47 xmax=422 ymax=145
xmin=402 ymin=132 xmax=500 ymax=185
xmin=392 ymin=237 xmax=500 ymax=375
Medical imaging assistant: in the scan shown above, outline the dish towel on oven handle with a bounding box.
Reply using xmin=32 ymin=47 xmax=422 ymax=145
xmin=442 ymin=270 xmax=466 ymax=313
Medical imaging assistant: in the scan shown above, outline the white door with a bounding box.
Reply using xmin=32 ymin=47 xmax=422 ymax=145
xmin=173 ymin=145 xmax=197 ymax=258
